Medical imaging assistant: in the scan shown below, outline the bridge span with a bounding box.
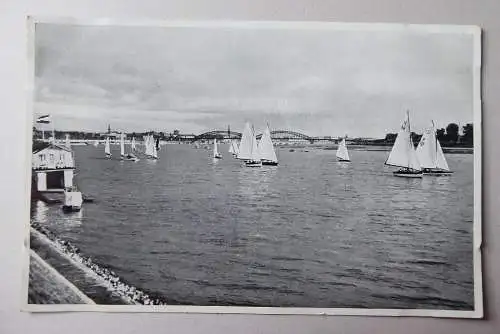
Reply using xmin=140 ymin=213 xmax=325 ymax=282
xmin=193 ymin=129 xmax=335 ymax=143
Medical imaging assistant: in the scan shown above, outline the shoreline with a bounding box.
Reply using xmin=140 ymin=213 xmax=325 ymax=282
xmin=29 ymin=224 xmax=169 ymax=306
xmin=28 ymin=249 xmax=95 ymax=305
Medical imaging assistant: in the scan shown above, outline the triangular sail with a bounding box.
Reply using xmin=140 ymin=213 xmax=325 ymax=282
xmin=131 ymin=137 xmax=136 ymax=151
xmin=144 ymin=135 xmax=153 ymax=156
xmin=235 ymin=141 xmax=240 ymax=155
xmin=65 ymin=134 xmax=71 ymax=148
xmin=258 ymin=125 xmax=278 ymax=162
xmin=336 ymin=138 xmax=350 ymax=161
xmin=237 ymin=123 xmax=253 ymax=160
xmin=237 ymin=122 xmax=260 ymax=161
xmin=416 ymin=128 xmax=436 ymax=169
xmin=435 ymin=138 xmax=450 ymax=171
xmin=249 ymin=126 xmax=260 ymax=161
xmin=104 ymin=137 xmax=111 ymax=155
xmin=213 ymin=138 xmax=219 ymax=157
xmin=120 ymin=133 xmax=125 ymax=157
xmin=416 ymin=123 xmax=450 ymax=171
xmin=385 ymin=113 xmax=421 ymax=171
xmin=229 ymin=140 xmax=235 ymax=154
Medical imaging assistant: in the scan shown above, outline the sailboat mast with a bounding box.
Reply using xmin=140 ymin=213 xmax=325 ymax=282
xmin=250 ymin=125 xmax=255 ymax=156
xmin=432 ymin=120 xmax=438 ymax=160
xmin=406 ymin=110 xmax=411 ymax=169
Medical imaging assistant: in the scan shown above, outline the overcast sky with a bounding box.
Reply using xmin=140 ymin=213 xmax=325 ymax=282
xmin=34 ymin=22 xmax=474 ymax=137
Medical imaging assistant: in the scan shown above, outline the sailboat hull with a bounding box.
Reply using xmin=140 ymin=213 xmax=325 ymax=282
xmin=337 ymin=158 xmax=350 ymax=162
xmin=124 ymin=154 xmax=140 ymax=162
xmin=422 ymin=169 xmax=453 ymax=176
xmin=213 ymin=155 xmax=222 ymax=159
xmin=244 ymin=160 xmax=262 ymax=167
xmin=393 ymin=169 xmax=423 ymax=178
xmin=262 ymin=160 xmax=278 ymax=166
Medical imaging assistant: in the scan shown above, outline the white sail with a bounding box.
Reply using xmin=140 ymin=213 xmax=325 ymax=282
xmin=237 ymin=123 xmax=253 ymax=160
xmin=131 ymin=137 xmax=136 ymax=151
xmin=435 ymin=140 xmax=450 ymax=171
xmin=229 ymin=139 xmax=239 ymax=155
xmin=237 ymin=123 xmax=260 ymax=161
xmin=93 ymin=140 xmax=99 ymax=147
xmin=213 ymin=138 xmax=219 ymax=157
xmin=120 ymin=133 xmax=125 ymax=157
xmin=385 ymin=114 xmax=421 ymax=171
xmin=336 ymin=138 xmax=350 ymax=161
xmin=65 ymin=134 xmax=71 ymax=148
xmin=416 ymin=124 xmax=450 ymax=171
xmin=235 ymin=141 xmax=240 ymax=155
xmin=144 ymin=135 xmax=153 ymax=156
xmin=104 ymin=137 xmax=111 ymax=155
xmin=258 ymin=125 xmax=278 ymax=162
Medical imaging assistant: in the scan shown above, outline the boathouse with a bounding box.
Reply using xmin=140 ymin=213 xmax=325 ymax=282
xmin=32 ymin=143 xmax=75 ymax=192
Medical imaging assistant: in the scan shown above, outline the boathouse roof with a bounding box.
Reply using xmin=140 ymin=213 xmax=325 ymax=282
xmin=32 ymin=142 xmax=72 ymax=154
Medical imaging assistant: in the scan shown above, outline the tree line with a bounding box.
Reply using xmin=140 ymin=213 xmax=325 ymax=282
xmin=383 ymin=123 xmax=473 ymax=147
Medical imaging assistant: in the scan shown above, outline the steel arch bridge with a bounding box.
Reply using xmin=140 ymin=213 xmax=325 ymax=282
xmin=193 ymin=129 xmax=324 ymax=142
xmin=193 ymin=130 xmax=242 ymax=141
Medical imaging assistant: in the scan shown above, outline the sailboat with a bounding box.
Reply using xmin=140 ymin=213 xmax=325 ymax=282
xmin=93 ymin=140 xmax=99 ymax=147
xmin=123 ymin=135 xmax=140 ymax=162
xmin=144 ymin=134 xmax=159 ymax=160
xmin=385 ymin=111 xmax=423 ymax=178
xmin=228 ymin=139 xmax=239 ymax=157
xmin=213 ymin=138 xmax=222 ymax=159
xmin=131 ymin=137 xmax=136 ymax=151
xmin=120 ymin=132 xmax=126 ymax=160
xmin=104 ymin=137 xmax=112 ymax=158
xmin=416 ymin=121 xmax=452 ymax=176
xmin=65 ymin=134 xmax=71 ymax=148
xmin=336 ymin=137 xmax=350 ymax=162
xmin=257 ymin=125 xmax=278 ymax=166
xmin=237 ymin=122 xmax=262 ymax=167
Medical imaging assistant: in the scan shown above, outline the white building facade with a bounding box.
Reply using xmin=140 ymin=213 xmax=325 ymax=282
xmin=32 ymin=144 xmax=75 ymax=192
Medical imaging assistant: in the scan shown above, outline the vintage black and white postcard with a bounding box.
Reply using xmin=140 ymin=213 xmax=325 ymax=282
xmin=23 ymin=18 xmax=482 ymax=318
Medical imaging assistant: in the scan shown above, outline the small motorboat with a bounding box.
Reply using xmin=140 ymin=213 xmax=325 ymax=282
xmin=62 ymin=187 xmax=83 ymax=213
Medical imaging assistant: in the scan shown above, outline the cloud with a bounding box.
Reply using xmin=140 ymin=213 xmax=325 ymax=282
xmin=33 ymin=23 xmax=475 ymax=137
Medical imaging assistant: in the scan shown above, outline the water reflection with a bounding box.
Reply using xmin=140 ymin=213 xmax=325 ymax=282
xmin=336 ymin=161 xmax=349 ymax=169
xmin=237 ymin=166 xmax=278 ymax=199
xmin=32 ymin=200 xmax=49 ymax=223
xmin=421 ymin=175 xmax=453 ymax=191
xmin=31 ymin=199 xmax=83 ymax=230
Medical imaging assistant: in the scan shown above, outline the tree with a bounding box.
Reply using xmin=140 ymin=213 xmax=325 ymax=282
xmin=446 ymin=123 xmax=459 ymax=144
xmin=462 ymin=123 xmax=473 ymax=145
xmin=384 ymin=133 xmax=397 ymax=142
xmin=436 ymin=128 xmax=446 ymax=142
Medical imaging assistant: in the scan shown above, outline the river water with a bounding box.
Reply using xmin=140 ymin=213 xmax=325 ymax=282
xmin=30 ymin=143 xmax=474 ymax=309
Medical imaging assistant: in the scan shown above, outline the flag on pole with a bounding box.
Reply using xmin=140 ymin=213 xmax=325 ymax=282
xmin=36 ymin=115 xmax=51 ymax=124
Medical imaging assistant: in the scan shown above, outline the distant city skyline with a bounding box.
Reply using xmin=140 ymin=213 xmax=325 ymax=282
xmin=34 ymin=22 xmax=475 ymax=138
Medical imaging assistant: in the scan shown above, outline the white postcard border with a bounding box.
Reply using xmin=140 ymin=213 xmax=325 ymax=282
xmin=21 ymin=16 xmax=483 ymax=318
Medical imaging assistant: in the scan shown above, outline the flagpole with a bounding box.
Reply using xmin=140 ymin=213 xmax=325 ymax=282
xmin=52 ymin=120 xmax=55 ymax=143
